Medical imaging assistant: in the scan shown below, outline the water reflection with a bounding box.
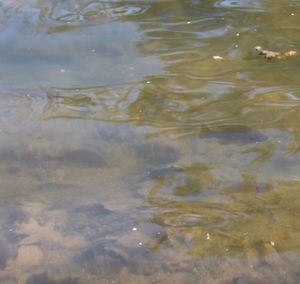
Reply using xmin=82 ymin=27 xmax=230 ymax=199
xmin=0 ymin=0 xmax=300 ymax=283
xmin=0 ymin=1 xmax=161 ymax=88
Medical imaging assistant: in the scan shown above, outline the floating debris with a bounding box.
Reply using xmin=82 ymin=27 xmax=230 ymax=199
xmin=213 ymin=55 xmax=224 ymax=60
xmin=254 ymin=46 xmax=297 ymax=60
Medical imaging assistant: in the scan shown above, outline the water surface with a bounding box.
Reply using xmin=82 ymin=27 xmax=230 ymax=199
xmin=0 ymin=0 xmax=300 ymax=283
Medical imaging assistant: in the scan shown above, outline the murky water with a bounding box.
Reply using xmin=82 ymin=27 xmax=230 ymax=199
xmin=1 ymin=0 xmax=300 ymax=283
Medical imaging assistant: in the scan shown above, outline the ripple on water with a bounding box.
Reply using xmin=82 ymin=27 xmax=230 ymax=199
xmin=0 ymin=91 xmax=48 ymax=125
xmin=214 ymin=0 xmax=266 ymax=12
xmin=3 ymin=0 xmax=150 ymax=27
xmin=0 ymin=0 xmax=300 ymax=283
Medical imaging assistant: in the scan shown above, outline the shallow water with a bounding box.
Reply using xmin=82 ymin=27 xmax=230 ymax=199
xmin=0 ymin=0 xmax=300 ymax=283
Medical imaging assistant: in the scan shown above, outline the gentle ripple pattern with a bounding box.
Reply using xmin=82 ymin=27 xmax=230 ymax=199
xmin=0 ymin=0 xmax=300 ymax=283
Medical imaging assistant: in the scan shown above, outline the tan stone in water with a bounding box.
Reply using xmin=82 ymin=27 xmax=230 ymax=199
xmin=18 ymin=217 xmax=86 ymax=249
xmin=17 ymin=245 xmax=43 ymax=266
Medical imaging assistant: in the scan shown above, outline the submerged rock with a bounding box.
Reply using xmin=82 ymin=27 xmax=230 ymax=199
xmin=73 ymin=203 xmax=112 ymax=217
xmin=75 ymin=243 xmax=129 ymax=275
xmin=201 ymin=126 xmax=267 ymax=145
xmin=26 ymin=272 xmax=78 ymax=284
xmin=16 ymin=245 xmax=43 ymax=267
xmin=51 ymin=149 xmax=107 ymax=168
xmin=229 ymin=274 xmax=265 ymax=284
